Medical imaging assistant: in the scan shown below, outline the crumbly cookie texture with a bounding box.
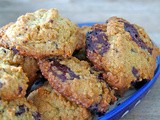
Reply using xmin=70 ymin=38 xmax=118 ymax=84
xmin=28 ymin=82 xmax=92 ymax=120
xmin=86 ymin=16 xmax=159 ymax=96
xmin=1 ymin=9 xmax=79 ymax=59
xmin=76 ymin=26 xmax=91 ymax=50
xmin=38 ymin=57 xmax=116 ymax=113
xmin=0 ymin=62 xmax=28 ymax=100
xmin=0 ymin=98 xmax=40 ymax=120
xmin=0 ymin=46 xmax=39 ymax=85
xmin=0 ymin=22 xmax=13 ymax=47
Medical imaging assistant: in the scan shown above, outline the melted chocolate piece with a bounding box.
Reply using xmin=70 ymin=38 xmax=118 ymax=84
xmin=132 ymin=67 xmax=139 ymax=79
xmin=15 ymin=105 xmax=26 ymax=116
xmin=32 ymin=112 xmax=41 ymax=120
xmin=86 ymin=29 xmax=110 ymax=56
xmin=50 ymin=60 xmax=80 ymax=82
xmin=0 ymin=82 xmax=3 ymax=88
xmin=11 ymin=47 xmax=19 ymax=54
xmin=123 ymin=22 xmax=153 ymax=54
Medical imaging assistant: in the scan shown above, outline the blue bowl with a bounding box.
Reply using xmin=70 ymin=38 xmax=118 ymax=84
xmin=78 ymin=23 xmax=160 ymax=120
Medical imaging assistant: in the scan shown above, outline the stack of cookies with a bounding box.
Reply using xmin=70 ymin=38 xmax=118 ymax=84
xmin=0 ymin=9 xmax=159 ymax=120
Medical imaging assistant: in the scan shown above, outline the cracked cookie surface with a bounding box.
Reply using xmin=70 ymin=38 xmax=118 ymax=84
xmin=0 ymin=46 xmax=39 ymax=85
xmin=1 ymin=9 xmax=78 ymax=59
xmin=28 ymin=82 xmax=92 ymax=120
xmin=39 ymin=57 xmax=116 ymax=113
xmin=86 ymin=17 xmax=159 ymax=95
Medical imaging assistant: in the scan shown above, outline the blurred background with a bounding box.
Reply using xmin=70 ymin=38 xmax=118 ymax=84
xmin=0 ymin=0 xmax=160 ymax=46
xmin=0 ymin=0 xmax=160 ymax=120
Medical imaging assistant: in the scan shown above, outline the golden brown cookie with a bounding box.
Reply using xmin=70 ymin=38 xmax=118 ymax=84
xmin=38 ymin=57 xmax=116 ymax=113
xmin=1 ymin=9 xmax=79 ymax=59
xmin=86 ymin=16 xmax=159 ymax=96
xmin=28 ymin=82 xmax=92 ymax=120
xmin=76 ymin=26 xmax=91 ymax=50
xmin=0 ymin=46 xmax=39 ymax=85
xmin=0 ymin=98 xmax=40 ymax=120
xmin=0 ymin=62 xmax=28 ymax=100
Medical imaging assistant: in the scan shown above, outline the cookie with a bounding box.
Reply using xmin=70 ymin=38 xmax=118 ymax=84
xmin=1 ymin=9 xmax=79 ymax=59
xmin=76 ymin=26 xmax=91 ymax=50
xmin=0 ymin=98 xmax=40 ymax=120
xmin=38 ymin=57 xmax=116 ymax=113
xmin=0 ymin=62 xmax=29 ymax=100
xmin=0 ymin=22 xmax=13 ymax=47
xmin=0 ymin=46 xmax=39 ymax=85
xmin=86 ymin=16 xmax=159 ymax=96
xmin=28 ymin=82 xmax=92 ymax=120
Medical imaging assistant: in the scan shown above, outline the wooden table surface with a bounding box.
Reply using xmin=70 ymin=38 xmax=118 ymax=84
xmin=0 ymin=0 xmax=160 ymax=120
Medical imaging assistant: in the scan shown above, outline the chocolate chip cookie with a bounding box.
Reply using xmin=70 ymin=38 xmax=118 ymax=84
xmin=28 ymin=82 xmax=92 ymax=120
xmin=0 ymin=98 xmax=40 ymax=120
xmin=0 ymin=62 xmax=29 ymax=100
xmin=1 ymin=9 xmax=79 ymax=59
xmin=0 ymin=46 xmax=39 ymax=85
xmin=38 ymin=57 xmax=116 ymax=113
xmin=86 ymin=17 xmax=159 ymax=96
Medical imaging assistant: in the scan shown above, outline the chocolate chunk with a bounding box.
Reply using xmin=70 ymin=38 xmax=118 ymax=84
xmin=32 ymin=112 xmax=41 ymax=120
xmin=0 ymin=82 xmax=3 ymax=88
xmin=11 ymin=47 xmax=19 ymax=54
xmin=97 ymin=73 xmax=104 ymax=80
xmin=86 ymin=29 xmax=110 ymax=56
xmin=15 ymin=105 xmax=26 ymax=116
xmin=18 ymin=86 xmax=23 ymax=95
xmin=2 ymin=49 xmax=6 ymax=53
xmin=50 ymin=60 xmax=80 ymax=82
xmin=132 ymin=67 xmax=139 ymax=79
xmin=123 ymin=22 xmax=152 ymax=54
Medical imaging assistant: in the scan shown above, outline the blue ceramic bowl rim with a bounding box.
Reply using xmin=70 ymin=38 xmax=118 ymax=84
xmin=78 ymin=23 xmax=160 ymax=120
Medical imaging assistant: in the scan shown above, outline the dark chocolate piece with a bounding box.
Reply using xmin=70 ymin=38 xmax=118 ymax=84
xmin=86 ymin=29 xmax=110 ymax=56
xmin=123 ymin=22 xmax=152 ymax=54
xmin=32 ymin=112 xmax=41 ymax=120
xmin=132 ymin=67 xmax=139 ymax=79
xmin=2 ymin=49 xmax=6 ymax=53
xmin=11 ymin=47 xmax=19 ymax=54
xmin=50 ymin=60 xmax=80 ymax=82
xmin=15 ymin=105 xmax=26 ymax=116
xmin=18 ymin=86 xmax=23 ymax=95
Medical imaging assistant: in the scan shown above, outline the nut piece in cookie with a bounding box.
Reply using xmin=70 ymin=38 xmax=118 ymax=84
xmin=0 ymin=98 xmax=40 ymax=120
xmin=28 ymin=82 xmax=92 ymax=120
xmin=86 ymin=17 xmax=159 ymax=96
xmin=38 ymin=57 xmax=116 ymax=113
xmin=1 ymin=9 xmax=79 ymax=59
